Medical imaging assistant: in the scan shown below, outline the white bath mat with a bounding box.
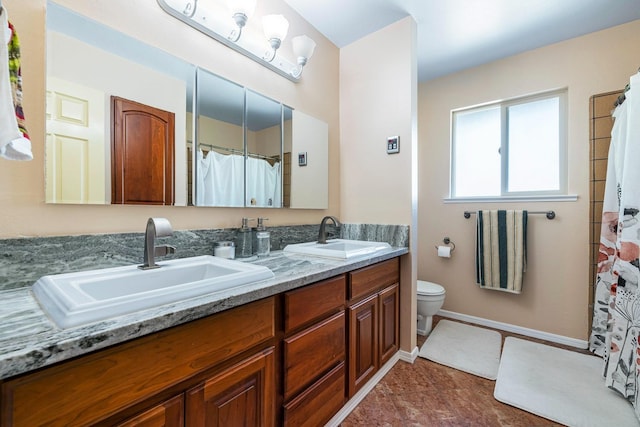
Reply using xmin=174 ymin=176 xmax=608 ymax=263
xmin=418 ymin=319 xmax=502 ymax=380
xmin=495 ymin=337 xmax=638 ymax=427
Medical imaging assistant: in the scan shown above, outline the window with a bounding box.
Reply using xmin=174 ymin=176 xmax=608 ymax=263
xmin=450 ymin=90 xmax=567 ymax=199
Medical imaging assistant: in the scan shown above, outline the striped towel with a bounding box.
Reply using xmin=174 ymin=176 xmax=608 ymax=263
xmin=475 ymin=210 xmax=528 ymax=293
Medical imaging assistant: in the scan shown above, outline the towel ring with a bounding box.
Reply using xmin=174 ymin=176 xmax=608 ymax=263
xmin=435 ymin=237 xmax=455 ymax=252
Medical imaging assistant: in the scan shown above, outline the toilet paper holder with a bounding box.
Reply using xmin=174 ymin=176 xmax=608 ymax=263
xmin=435 ymin=237 xmax=455 ymax=252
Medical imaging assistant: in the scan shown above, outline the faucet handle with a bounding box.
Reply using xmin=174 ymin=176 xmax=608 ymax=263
xmin=154 ymin=245 xmax=176 ymax=257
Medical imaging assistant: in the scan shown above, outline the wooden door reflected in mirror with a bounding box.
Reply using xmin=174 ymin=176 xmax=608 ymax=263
xmin=111 ymin=97 xmax=175 ymax=205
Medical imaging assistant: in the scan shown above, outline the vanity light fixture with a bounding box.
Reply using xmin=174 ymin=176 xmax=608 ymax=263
xmin=262 ymin=14 xmax=289 ymax=62
xmin=291 ymin=34 xmax=316 ymax=78
xmin=157 ymin=0 xmax=315 ymax=82
xmin=226 ymin=0 xmax=256 ymax=42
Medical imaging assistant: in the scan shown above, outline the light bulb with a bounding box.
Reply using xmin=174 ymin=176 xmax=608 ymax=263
xmin=262 ymin=14 xmax=289 ymax=44
xmin=292 ymin=35 xmax=316 ymax=63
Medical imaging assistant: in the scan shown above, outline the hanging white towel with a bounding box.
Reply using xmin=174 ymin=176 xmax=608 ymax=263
xmin=0 ymin=10 xmax=32 ymax=161
xmin=3 ymin=19 xmax=10 ymax=43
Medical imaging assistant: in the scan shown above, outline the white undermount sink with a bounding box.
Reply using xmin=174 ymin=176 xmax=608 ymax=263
xmin=32 ymin=255 xmax=274 ymax=329
xmin=283 ymin=239 xmax=392 ymax=260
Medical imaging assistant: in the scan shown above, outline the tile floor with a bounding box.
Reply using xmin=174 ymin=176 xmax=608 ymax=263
xmin=340 ymin=317 xmax=591 ymax=426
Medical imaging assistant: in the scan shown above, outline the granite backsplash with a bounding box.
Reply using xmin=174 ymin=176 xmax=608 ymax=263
xmin=0 ymin=223 xmax=409 ymax=291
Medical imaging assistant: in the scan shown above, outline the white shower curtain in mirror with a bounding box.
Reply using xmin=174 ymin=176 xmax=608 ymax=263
xmin=246 ymin=156 xmax=281 ymax=207
xmin=197 ymin=150 xmax=244 ymax=207
xmin=590 ymin=71 xmax=640 ymax=421
xmin=197 ymin=150 xmax=281 ymax=207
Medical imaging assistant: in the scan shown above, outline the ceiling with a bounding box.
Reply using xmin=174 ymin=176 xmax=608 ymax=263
xmin=283 ymin=0 xmax=640 ymax=82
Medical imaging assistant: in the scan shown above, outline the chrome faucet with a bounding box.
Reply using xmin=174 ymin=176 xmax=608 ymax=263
xmin=139 ymin=217 xmax=176 ymax=270
xmin=317 ymin=216 xmax=341 ymax=244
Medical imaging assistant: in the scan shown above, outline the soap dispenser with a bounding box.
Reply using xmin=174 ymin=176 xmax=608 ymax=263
xmin=256 ymin=217 xmax=270 ymax=258
xmin=237 ymin=218 xmax=254 ymax=258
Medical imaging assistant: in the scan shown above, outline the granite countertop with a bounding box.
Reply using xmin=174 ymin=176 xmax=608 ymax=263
xmin=0 ymin=247 xmax=408 ymax=380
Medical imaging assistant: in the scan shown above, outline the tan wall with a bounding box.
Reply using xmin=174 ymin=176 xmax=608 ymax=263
xmin=195 ymin=115 xmax=243 ymax=152
xmin=340 ymin=17 xmax=418 ymax=352
xmin=2 ymin=0 xmax=340 ymax=237
xmin=250 ymin=125 xmax=281 ymax=158
xmin=418 ymin=19 xmax=640 ymax=341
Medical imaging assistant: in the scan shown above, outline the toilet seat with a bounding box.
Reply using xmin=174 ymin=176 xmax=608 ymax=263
xmin=417 ymin=280 xmax=445 ymax=296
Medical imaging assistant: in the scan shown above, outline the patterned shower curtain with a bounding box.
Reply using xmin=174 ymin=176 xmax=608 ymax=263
xmin=590 ymin=71 xmax=640 ymax=420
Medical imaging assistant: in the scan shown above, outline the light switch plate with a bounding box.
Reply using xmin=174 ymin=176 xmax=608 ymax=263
xmin=387 ymin=136 xmax=399 ymax=154
xmin=298 ymin=152 xmax=307 ymax=166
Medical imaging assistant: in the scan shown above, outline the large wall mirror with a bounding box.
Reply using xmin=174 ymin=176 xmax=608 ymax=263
xmin=193 ymin=69 xmax=287 ymax=208
xmin=45 ymin=1 xmax=328 ymax=209
xmin=193 ymin=70 xmax=244 ymax=207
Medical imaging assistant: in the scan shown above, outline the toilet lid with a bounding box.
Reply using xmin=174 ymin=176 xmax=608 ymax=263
xmin=417 ymin=280 xmax=445 ymax=296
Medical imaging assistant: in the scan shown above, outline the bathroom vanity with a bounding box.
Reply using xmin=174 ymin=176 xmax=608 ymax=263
xmin=0 ymin=248 xmax=406 ymax=426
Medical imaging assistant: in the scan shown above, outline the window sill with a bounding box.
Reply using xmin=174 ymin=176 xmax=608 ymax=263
xmin=443 ymin=195 xmax=578 ymax=204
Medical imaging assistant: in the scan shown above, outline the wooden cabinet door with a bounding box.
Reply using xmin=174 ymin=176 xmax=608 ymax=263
xmin=379 ymin=284 xmax=399 ymax=367
xmin=111 ymin=96 xmax=175 ymax=205
xmin=185 ymin=347 xmax=275 ymax=427
xmin=116 ymin=395 xmax=184 ymax=427
xmin=348 ymin=293 xmax=378 ymax=397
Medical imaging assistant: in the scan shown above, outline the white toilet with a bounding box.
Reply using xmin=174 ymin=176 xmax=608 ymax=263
xmin=417 ymin=280 xmax=446 ymax=336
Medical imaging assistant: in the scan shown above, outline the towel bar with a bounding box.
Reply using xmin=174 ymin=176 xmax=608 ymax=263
xmin=463 ymin=210 xmax=556 ymax=220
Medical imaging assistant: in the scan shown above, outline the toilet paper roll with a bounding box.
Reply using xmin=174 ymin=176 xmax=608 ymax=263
xmin=437 ymin=245 xmax=451 ymax=258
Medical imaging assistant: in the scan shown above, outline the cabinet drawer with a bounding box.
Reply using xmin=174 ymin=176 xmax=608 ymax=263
xmin=349 ymin=258 xmax=399 ymax=301
xmin=283 ymin=362 xmax=345 ymax=427
xmin=283 ymin=311 xmax=345 ymax=400
xmin=1 ymin=297 xmax=275 ymax=427
xmin=284 ymin=275 xmax=345 ymax=333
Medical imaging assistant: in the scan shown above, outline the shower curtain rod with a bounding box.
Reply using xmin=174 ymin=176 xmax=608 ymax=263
xmin=614 ymin=67 xmax=640 ymax=107
xmin=464 ymin=210 xmax=556 ymax=220
xmin=193 ymin=142 xmax=280 ymax=161
xmin=614 ymin=84 xmax=630 ymax=107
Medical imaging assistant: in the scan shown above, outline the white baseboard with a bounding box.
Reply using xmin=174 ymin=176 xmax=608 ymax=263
xmin=398 ymin=346 xmax=419 ymax=363
xmin=325 ymin=352 xmax=401 ymax=427
xmin=438 ymin=309 xmax=588 ymax=349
